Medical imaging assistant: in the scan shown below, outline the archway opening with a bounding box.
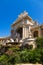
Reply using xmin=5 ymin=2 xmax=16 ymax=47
xmin=16 ymin=27 xmax=22 ymax=39
xmin=33 ymin=31 xmax=38 ymax=37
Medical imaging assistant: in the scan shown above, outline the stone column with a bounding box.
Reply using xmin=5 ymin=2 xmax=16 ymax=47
xmin=38 ymin=27 xmax=41 ymax=37
xmin=26 ymin=26 xmax=29 ymax=38
xmin=28 ymin=26 xmax=32 ymax=38
xmin=22 ymin=25 xmax=25 ymax=39
xmin=25 ymin=27 xmax=27 ymax=38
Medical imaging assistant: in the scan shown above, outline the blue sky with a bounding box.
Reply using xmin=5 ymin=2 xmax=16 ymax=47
xmin=0 ymin=0 xmax=43 ymax=37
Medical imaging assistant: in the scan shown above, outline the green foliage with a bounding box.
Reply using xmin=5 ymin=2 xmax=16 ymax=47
xmin=19 ymin=49 xmax=41 ymax=63
xmin=36 ymin=37 xmax=43 ymax=48
xmin=0 ymin=54 xmax=8 ymax=62
xmin=0 ymin=37 xmax=43 ymax=65
xmin=0 ymin=48 xmax=43 ymax=64
xmin=0 ymin=54 xmax=9 ymax=65
xmin=28 ymin=50 xmax=41 ymax=63
xmin=20 ymin=50 xmax=29 ymax=63
xmin=40 ymin=49 xmax=43 ymax=63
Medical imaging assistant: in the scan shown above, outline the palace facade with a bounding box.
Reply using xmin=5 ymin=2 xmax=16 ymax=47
xmin=0 ymin=11 xmax=43 ymax=48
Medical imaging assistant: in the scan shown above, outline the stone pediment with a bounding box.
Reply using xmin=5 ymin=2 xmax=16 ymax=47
xmin=12 ymin=11 xmax=34 ymax=27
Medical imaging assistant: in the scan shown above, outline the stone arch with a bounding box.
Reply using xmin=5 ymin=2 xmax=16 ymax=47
xmin=16 ymin=27 xmax=22 ymax=39
xmin=33 ymin=31 xmax=38 ymax=37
